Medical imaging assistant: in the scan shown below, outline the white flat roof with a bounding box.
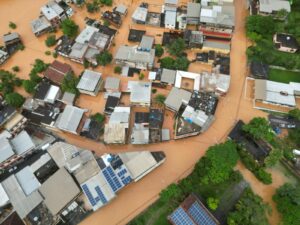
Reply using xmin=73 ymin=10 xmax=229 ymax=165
xmin=76 ymin=26 xmax=99 ymax=44
xmin=45 ymin=85 xmax=60 ymax=103
xmin=175 ymin=70 xmax=201 ymax=91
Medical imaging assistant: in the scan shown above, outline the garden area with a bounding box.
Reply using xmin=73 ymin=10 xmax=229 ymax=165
xmin=268 ymin=68 xmax=300 ymax=83
xmin=128 ymin=141 xmax=270 ymax=225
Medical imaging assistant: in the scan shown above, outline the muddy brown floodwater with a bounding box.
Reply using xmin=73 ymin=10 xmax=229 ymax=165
xmin=0 ymin=0 xmax=287 ymax=224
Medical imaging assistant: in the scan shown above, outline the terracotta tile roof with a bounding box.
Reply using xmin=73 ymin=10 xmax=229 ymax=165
xmin=44 ymin=60 xmax=72 ymax=85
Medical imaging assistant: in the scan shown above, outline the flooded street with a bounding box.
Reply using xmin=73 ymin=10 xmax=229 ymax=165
xmin=0 ymin=0 xmax=289 ymax=225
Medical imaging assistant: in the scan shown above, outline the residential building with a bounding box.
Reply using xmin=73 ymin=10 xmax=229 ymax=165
xmin=128 ymin=81 xmax=152 ymax=106
xmin=115 ymin=45 xmax=155 ymax=70
xmin=0 ymin=49 xmax=9 ymax=65
xmin=34 ymin=81 xmax=61 ymax=105
xmin=1 ymin=174 xmax=43 ymax=219
xmin=168 ymin=194 xmax=220 ymax=225
xmin=164 ymin=5 xmax=177 ymax=30
xmin=104 ymin=107 xmax=130 ymax=144
xmin=250 ymin=61 xmax=269 ymax=79
xmin=132 ymin=7 xmax=148 ymax=24
xmin=31 ymin=16 xmax=53 ymax=37
xmin=104 ymin=77 xmax=120 ymax=93
xmin=77 ymin=70 xmax=103 ymax=96
xmin=2 ymin=32 xmax=22 ymax=55
xmin=38 ymin=168 xmax=80 ymax=216
xmin=4 ymin=112 xmax=27 ymax=136
xmin=102 ymin=11 xmax=122 ymax=27
xmin=187 ymin=2 xmax=201 ymax=25
xmin=69 ymin=42 xmax=89 ymax=64
xmin=184 ymin=30 xmax=204 ymax=48
xmin=41 ymin=1 xmax=67 ymax=28
xmin=273 ymin=33 xmax=299 ymax=53
xmin=258 ymin=0 xmax=291 ymax=15
xmin=60 ymin=92 xmax=76 ymax=105
xmin=160 ymin=69 xmax=177 ymax=85
xmin=104 ymin=95 xmax=120 ymax=114
xmin=44 ymin=60 xmax=73 ymax=85
xmin=56 ymin=105 xmax=86 ymax=134
xmin=0 ymin=99 xmax=16 ymax=127
xmin=254 ymin=79 xmax=300 ymax=110
xmin=175 ymin=70 xmax=202 ymax=91
xmin=114 ymin=4 xmax=128 ymax=16
xmin=138 ymin=35 xmax=154 ymax=52
xmin=165 ymin=87 xmax=192 ymax=112
xmin=118 ymin=151 xmax=166 ymax=181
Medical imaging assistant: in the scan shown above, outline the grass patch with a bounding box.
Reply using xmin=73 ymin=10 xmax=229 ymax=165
xmin=268 ymin=68 xmax=300 ymax=83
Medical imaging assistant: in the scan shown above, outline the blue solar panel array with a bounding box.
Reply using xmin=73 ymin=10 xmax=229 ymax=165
xmin=82 ymin=184 xmax=107 ymax=207
xmin=188 ymin=202 xmax=217 ymax=225
xmin=117 ymin=168 xmax=132 ymax=185
xmin=102 ymin=166 xmax=123 ymax=192
xmin=169 ymin=207 xmax=195 ymax=225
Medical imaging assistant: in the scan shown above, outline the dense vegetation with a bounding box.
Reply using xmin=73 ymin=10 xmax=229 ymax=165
xmin=159 ymin=56 xmax=190 ymax=71
xmin=227 ymin=188 xmax=270 ymax=225
xmin=242 ymin=117 xmax=275 ymax=142
xmin=45 ymin=35 xmax=56 ymax=47
xmin=96 ymin=50 xmax=112 ymax=66
xmin=246 ymin=2 xmax=300 ymax=70
xmin=61 ymin=19 xmax=79 ymax=38
xmin=273 ymin=183 xmax=300 ymax=225
xmin=155 ymin=44 xmax=164 ymax=57
xmin=129 ymin=141 xmax=243 ymax=225
xmin=61 ymin=72 xmax=80 ymax=96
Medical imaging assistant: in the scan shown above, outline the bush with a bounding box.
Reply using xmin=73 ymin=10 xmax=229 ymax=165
xmin=167 ymin=38 xmax=186 ymax=57
xmin=152 ymin=89 xmax=157 ymax=94
xmin=23 ymin=80 xmax=37 ymax=94
xmin=255 ymin=169 xmax=272 ymax=185
xmin=52 ymin=52 xmax=58 ymax=58
xmin=45 ymin=35 xmax=56 ymax=47
xmin=9 ymin=22 xmax=17 ymax=29
xmin=91 ymin=113 xmax=105 ymax=123
xmin=114 ymin=66 xmax=122 ymax=74
xmin=138 ymin=73 xmax=145 ymax=80
xmin=61 ymin=19 xmax=79 ymax=38
xmin=61 ymin=72 xmax=79 ymax=96
xmin=207 ymin=197 xmax=219 ymax=211
xmin=155 ymin=44 xmax=164 ymax=57
xmin=45 ymin=50 xmax=51 ymax=56
xmin=103 ymin=19 xmax=110 ymax=27
xmin=100 ymin=0 xmax=112 ymax=6
xmin=12 ymin=66 xmax=19 ymax=72
xmin=17 ymin=44 xmax=25 ymax=51
xmin=154 ymin=94 xmax=166 ymax=105
xmin=96 ymin=50 xmax=112 ymax=66
xmin=5 ymin=92 xmax=24 ymax=108
xmin=86 ymin=2 xmax=100 ymax=13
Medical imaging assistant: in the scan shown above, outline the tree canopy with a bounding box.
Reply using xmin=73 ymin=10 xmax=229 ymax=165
xmin=242 ymin=117 xmax=275 ymax=142
xmin=100 ymin=0 xmax=112 ymax=6
xmin=196 ymin=141 xmax=239 ymax=185
xmin=160 ymin=56 xmax=190 ymax=71
xmin=0 ymin=70 xmax=22 ymax=96
xmin=61 ymin=72 xmax=79 ymax=96
xmin=45 ymin=35 xmax=56 ymax=47
xmin=273 ymin=183 xmax=300 ymax=225
xmin=288 ymin=108 xmax=300 ymax=121
xmin=227 ymin=188 xmax=270 ymax=225
xmin=264 ymin=149 xmax=282 ymax=167
xmin=22 ymin=80 xmax=37 ymax=94
xmin=155 ymin=44 xmax=164 ymax=57
xmin=154 ymin=94 xmax=166 ymax=105
xmin=61 ymin=19 xmax=79 ymax=38
xmin=167 ymin=38 xmax=186 ymax=57
xmin=246 ymin=15 xmax=275 ymax=40
xmin=5 ymin=92 xmax=25 ymax=108
xmin=96 ymin=50 xmax=112 ymax=66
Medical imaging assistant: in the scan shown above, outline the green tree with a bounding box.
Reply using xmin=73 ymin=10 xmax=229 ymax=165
xmin=61 ymin=72 xmax=79 ymax=96
xmin=32 ymin=59 xmax=48 ymax=73
xmin=227 ymin=188 xmax=270 ymax=225
xmin=167 ymin=38 xmax=186 ymax=56
xmin=91 ymin=113 xmax=105 ymax=123
xmin=276 ymin=9 xmax=288 ymax=19
xmin=100 ymin=0 xmax=112 ymax=6
xmin=288 ymin=128 xmax=300 ymax=147
xmin=103 ymin=19 xmax=110 ymax=27
xmin=61 ymin=19 xmax=79 ymax=38
xmin=242 ymin=117 xmax=275 ymax=142
xmin=174 ymin=57 xmax=190 ymax=71
xmin=159 ymin=183 xmax=183 ymax=203
xmin=138 ymin=73 xmax=145 ymax=80
xmin=45 ymin=50 xmax=51 ymax=56
xmin=114 ymin=66 xmax=122 ymax=74
xmin=288 ymin=108 xmax=300 ymax=121
xmin=154 ymin=94 xmax=166 ymax=105
xmin=198 ymin=141 xmax=239 ymax=185
xmin=12 ymin=66 xmax=19 ymax=72
xmin=155 ymin=44 xmax=164 ymax=57
xmin=23 ymin=80 xmax=37 ymax=94
xmin=159 ymin=57 xmax=175 ymax=69
xmin=86 ymin=2 xmax=100 ymax=13
xmin=207 ymin=197 xmax=219 ymax=211
xmin=5 ymin=92 xmax=25 ymax=108
xmin=273 ymin=183 xmax=300 ymax=225
xmin=0 ymin=70 xmax=21 ymax=95
xmin=246 ymin=15 xmax=275 ymax=39
xmin=255 ymin=169 xmax=272 ymax=184
xmin=9 ymin=22 xmax=16 ymax=29
xmin=96 ymin=50 xmax=112 ymax=66
xmin=45 ymin=35 xmax=56 ymax=47
xmin=264 ymin=149 xmax=282 ymax=167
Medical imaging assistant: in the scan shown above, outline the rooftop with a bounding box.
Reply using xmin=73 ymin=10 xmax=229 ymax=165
xmin=0 ymin=137 xmax=14 ymax=164
xmin=132 ymin=7 xmax=148 ymax=22
xmin=274 ymin=33 xmax=299 ymax=49
xmin=105 ymin=77 xmax=120 ymax=90
xmin=56 ymin=105 xmax=85 ymax=133
xmin=115 ymin=45 xmax=155 ymax=64
xmin=259 ymin=0 xmax=291 ymax=13
xmin=31 ymin=16 xmax=52 ymax=34
xmin=11 ymin=130 xmax=35 ymax=156
xmin=44 ymin=60 xmax=72 ymax=84
xmin=77 ymin=70 xmax=102 ymax=92
xmin=128 ymin=81 xmax=152 ymax=105
xmin=165 ymin=87 xmax=192 ymax=112
xmin=39 ymin=168 xmax=80 ymax=215
xmin=187 ymin=2 xmax=201 ymax=18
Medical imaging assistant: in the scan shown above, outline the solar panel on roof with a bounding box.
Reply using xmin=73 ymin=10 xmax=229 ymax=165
xmin=102 ymin=166 xmax=124 ymax=192
xmin=170 ymin=207 xmax=195 ymax=225
xmin=188 ymin=202 xmax=217 ymax=225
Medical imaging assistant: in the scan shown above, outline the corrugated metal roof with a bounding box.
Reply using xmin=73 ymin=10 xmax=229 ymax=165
xmin=57 ymin=105 xmax=85 ymax=133
xmin=15 ymin=166 xmax=40 ymax=196
xmin=77 ymin=70 xmax=102 ymax=92
xmin=11 ymin=131 xmax=35 ymax=155
xmin=0 ymin=137 xmax=14 ymax=164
